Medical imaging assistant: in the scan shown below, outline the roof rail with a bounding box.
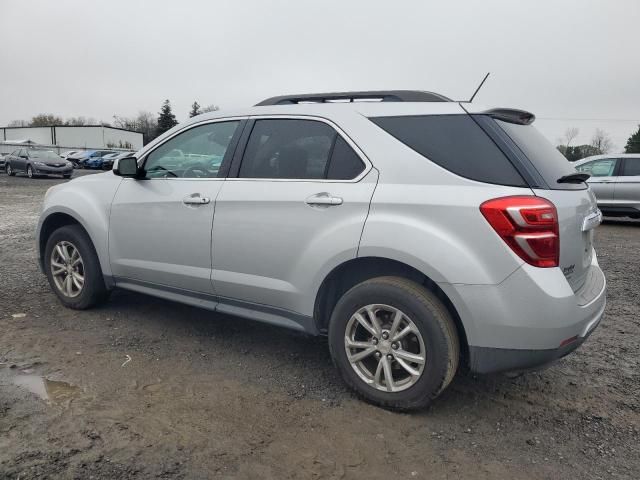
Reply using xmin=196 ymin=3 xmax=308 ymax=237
xmin=255 ymin=90 xmax=452 ymax=106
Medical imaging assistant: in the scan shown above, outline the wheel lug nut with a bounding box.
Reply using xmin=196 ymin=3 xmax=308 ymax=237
xmin=375 ymin=351 xmax=382 ymax=358
xmin=387 ymin=354 xmax=393 ymax=360
xmin=382 ymin=332 xmax=389 ymax=340
xmin=391 ymin=342 xmax=398 ymax=350
xmin=372 ymin=338 xmax=378 ymax=345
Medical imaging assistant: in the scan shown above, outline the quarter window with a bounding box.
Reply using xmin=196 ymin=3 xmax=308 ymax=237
xmin=144 ymin=121 xmax=239 ymax=178
xmin=327 ymin=136 xmax=365 ymax=180
xmin=621 ymin=158 xmax=640 ymax=176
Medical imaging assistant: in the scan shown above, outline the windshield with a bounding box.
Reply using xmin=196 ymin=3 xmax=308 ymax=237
xmin=496 ymin=120 xmax=584 ymax=190
xmin=30 ymin=150 xmax=62 ymax=160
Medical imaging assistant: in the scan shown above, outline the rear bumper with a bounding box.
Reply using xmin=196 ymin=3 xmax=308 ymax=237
xmin=441 ymin=249 xmax=606 ymax=373
xmin=468 ymin=299 xmax=603 ymax=373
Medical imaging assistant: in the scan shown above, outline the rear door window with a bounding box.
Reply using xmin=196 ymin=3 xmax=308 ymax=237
xmin=621 ymin=158 xmax=640 ymax=176
xmin=239 ymin=119 xmax=335 ymax=180
xmin=370 ymin=115 xmax=527 ymax=187
xmin=495 ymin=120 xmax=585 ymax=190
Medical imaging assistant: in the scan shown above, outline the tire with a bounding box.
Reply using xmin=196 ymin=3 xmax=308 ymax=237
xmin=27 ymin=165 xmax=34 ymax=178
xmin=44 ymin=225 xmax=109 ymax=309
xmin=7 ymin=164 xmax=15 ymax=176
xmin=328 ymin=276 xmax=459 ymax=411
xmin=63 ymin=174 xmax=72 ymax=179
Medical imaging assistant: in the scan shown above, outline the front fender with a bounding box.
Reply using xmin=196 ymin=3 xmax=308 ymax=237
xmin=37 ymin=173 xmax=122 ymax=277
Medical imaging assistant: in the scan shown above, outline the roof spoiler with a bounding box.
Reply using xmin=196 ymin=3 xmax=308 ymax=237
xmin=482 ymin=108 xmax=535 ymax=125
xmin=255 ymin=90 xmax=452 ymax=106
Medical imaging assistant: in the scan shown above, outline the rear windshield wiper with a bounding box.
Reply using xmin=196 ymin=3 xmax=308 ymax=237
xmin=557 ymin=173 xmax=590 ymax=184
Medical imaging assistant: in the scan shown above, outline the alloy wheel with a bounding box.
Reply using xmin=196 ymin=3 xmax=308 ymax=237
xmin=50 ymin=241 xmax=85 ymax=298
xmin=344 ymin=304 xmax=426 ymax=392
xmin=27 ymin=166 xmax=33 ymax=178
xmin=7 ymin=165 xmax=12 ymax=175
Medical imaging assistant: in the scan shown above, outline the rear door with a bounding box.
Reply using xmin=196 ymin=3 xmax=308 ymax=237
xmin=614 ymin=157 xmax=640 ymax=210
xmin=211 ymin=117 xmax=377 ymax=316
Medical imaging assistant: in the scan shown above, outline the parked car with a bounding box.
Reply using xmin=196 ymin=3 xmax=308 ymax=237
xmin=5 ymin=148 xmax=73 ymax=178
xmin=101 ymin=151 xmax=134 ymax=171
xmin=36 ymin=90 xmax=606 ymax=410
xmin=84 ymin=151 xmax=117 ymax=169
xmin=69 ymin=150 xmax=115 ymax=169
xmin=574 ymin=154 xmax=640 ymax=218
xmin=0 ymin=153 xmax=6 ymax=171
xmin=60 ymin=150 xmax=79 ymax=160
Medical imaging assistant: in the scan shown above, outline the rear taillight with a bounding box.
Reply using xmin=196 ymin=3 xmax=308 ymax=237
xmin=480 ymin=196 xmax=559 ymax=268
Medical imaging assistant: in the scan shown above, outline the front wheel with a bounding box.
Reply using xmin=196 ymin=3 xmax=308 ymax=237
xmin=328 ymin=276 xmax=459 ymax=410
xmin=27 ymin=165 xmax=34 ymax=178
xmin=44 ymin=225 xmax=109 ymax=309
xmin=6 ymin=164 xmax=15 ymax=176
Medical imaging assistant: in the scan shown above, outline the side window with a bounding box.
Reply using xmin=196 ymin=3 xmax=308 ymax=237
xmin=574 ymin=161 xmax=593 ymax=173
xmin=239 ymin=119 xmax=336 ymax=179
xmin=587 ymin=159 xmax=617 ymax=177
xmin=621 ymin=158 xmax=640 ymax=176
xmin=144 ymin=121 xmax=239 ymax=179
xmin=327 ymin=136 xmax=366 ymax=180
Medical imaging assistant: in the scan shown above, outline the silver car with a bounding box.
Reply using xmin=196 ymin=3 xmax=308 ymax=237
xmin=36 ymin=91 xmax=606 ymax=409
xmin=574 ymin=154 xmax=640 ymax=218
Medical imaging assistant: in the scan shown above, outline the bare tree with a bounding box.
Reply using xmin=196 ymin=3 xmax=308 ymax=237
xmin=30 ymin=114 xmax=64 ymax=126
xmin=564 ymin=127 xmax=579 ymax=148
xmin=201 ymin=104 xmax=219 ymax=114
xmin=7 ymin=119 xmax=29 ymax=127
xmin=113 ymin=111 xmax=158 ymax=145
xmin=590 ymin=128 xmax=613 ymax=154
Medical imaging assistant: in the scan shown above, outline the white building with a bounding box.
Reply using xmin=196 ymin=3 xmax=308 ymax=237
xmin=0 ymin=125 xmax=143 ymax=154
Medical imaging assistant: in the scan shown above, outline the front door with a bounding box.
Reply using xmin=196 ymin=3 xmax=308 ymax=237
xmin=109 ymin=119 xmax=242 ymax=294
xmin=212 ymin=117 xmax=377 ymax=316
xmin=581 ymin=157 xmax=618 ymax=205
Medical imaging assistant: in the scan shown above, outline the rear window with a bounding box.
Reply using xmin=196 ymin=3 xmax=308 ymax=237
xmin=370 ymin=115 xmax=527 ymax=187
xmin=496 ymin=120 xmax=585 ymax=190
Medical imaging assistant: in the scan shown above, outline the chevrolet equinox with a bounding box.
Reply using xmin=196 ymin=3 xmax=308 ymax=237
xmin=37 ymin=91 xmax=606 ymax=409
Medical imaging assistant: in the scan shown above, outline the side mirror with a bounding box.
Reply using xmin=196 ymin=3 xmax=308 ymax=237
xmin=113 ymin=156 xmax=139 ymax=177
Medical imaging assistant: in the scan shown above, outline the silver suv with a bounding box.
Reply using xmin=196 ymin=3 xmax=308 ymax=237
xmin=574 ymin=154 xmax=640 ymax=218
xmin=37 ymin=91 xmax=606 ymax=409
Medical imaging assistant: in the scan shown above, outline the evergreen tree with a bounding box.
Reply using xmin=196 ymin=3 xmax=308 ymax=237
xmin=625 ymin=125 xmax=640 ymax=153
xmin=156 ymin=99 xmax=178 ymax=136
xmin=189 ymin=101 xmax=201 ymax=118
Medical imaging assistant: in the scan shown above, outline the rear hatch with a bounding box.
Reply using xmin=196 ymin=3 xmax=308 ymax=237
xmin=492 ymin=118 xmax=599 ymax=292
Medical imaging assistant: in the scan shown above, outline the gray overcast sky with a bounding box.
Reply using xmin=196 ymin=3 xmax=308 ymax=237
xmin=1 ymin=0 xmax=638 ymax=150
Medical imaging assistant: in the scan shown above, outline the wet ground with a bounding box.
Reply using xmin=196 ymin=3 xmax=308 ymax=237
xmin=1 ymin=170 xmax=639 ymax=479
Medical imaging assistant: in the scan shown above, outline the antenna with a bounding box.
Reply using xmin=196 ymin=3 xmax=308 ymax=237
xmin=469 ymin=72 xmax=490 ymax=102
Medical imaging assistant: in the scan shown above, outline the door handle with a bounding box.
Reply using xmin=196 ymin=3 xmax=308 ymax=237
xmin=305 ymin=193 xmax=343 ymax=206
xmin=595 ymin=179 xmax=614 ymax=183
xmin=182 ymin=194 xmax=211 ymax=205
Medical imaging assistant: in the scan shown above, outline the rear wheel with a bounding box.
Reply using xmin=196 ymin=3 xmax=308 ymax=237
xmin=44 ymin=225 xmax=109 ymax=309
xmin=328 ymin=276 xmax=459 ymax=410
xmin=63 ymin=174 xmax=72 ymax=179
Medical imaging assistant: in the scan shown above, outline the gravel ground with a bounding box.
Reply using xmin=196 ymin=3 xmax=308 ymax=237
xmin=0 ymin=171 xmax=638 ymax=479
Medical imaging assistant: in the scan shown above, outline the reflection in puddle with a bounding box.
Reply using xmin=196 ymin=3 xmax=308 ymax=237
xmin=11 ymin=374 xmax=79 ymax=403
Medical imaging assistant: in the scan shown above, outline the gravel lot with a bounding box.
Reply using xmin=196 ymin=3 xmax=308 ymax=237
xmin=0 ymin=171 xmax=638 ymax=479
